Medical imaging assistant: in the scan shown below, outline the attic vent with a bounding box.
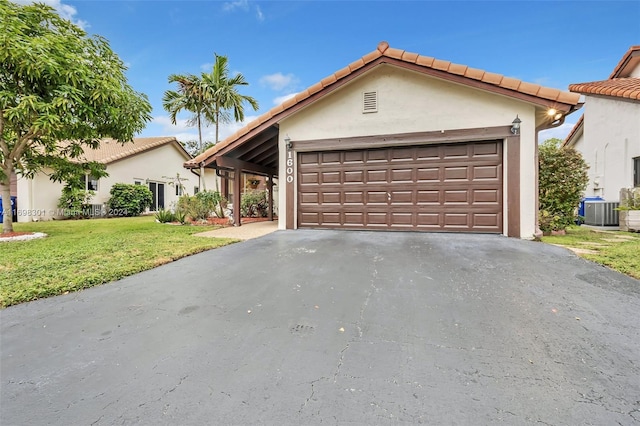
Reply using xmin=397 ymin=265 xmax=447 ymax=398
xmin=363 ymin=91 xmax=378 ymax=113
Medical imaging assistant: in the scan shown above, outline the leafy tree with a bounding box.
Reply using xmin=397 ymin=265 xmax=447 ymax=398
xmin=0 ymin=1 xmax=151 ymax=233
xmin=163 ymin=74 xmax=212 ymax=190
xmin=203 ymin=54 xmax=259 ymax=144
xmin=538 ymin=138 xmax=589 ymax=232
xmin=163 ymin=54 xmax=259 ymax=193
xmin=180 ymin=139 xmax=215 ymax=157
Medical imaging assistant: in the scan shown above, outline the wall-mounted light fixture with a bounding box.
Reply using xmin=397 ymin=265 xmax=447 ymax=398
xmin=547 ymin=108 xmax=563 ymax=121
xmin=511 ymin=115 xmax=521 ymax=135
xmin=284 ymin=135 xmax=292 ymax=150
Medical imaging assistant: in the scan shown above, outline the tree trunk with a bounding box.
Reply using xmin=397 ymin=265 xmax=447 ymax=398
xmin=1 ymin=165 xmax=14 ymax=234
xmin=197 ymin=113 xmax=206 ymax=191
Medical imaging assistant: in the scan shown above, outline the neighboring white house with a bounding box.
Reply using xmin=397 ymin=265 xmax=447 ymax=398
xmin=186 ymin=41 xmax=582 ymax=238
xmin=16 ymin=137 xmax=217 ymax=222
xmin=564 ymin=45 xmax=640 ymax=201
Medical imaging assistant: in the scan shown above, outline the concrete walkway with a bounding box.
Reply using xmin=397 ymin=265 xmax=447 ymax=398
xmin=194 ymin=220 xmax=278 ymax=240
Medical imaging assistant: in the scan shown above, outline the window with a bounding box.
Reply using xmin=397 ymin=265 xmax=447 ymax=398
xmin=194 ymin=186 xmax=199 ymax=195
xmin=85 ymin=175 xmax=99 ymax=191
xmin=134 ymin=180 xmax=142 ymax=185
xmin=634 ymin=157 xmax=640 ymax=187
xmin=175 ymin=185 xmax=183 ymax=196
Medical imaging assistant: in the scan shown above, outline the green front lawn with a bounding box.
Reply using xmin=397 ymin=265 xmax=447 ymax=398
xmin=541 ymin=226 xmax=640 ymax=279
xmin=0 ymin=216 xmax=235 ymax=308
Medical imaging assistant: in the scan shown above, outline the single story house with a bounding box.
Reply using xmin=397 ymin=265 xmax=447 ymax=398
xmin=186 ymin=41 xmax=582 ymax=238
xmin=564 ymin=45 xmax=640 ymax=201
xmin=16 ymin=136 xmax=216 ymax=222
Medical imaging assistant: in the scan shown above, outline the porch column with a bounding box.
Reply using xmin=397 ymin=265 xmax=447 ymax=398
xmin=267 ymin=175 xmax=274 ymax=221
xmin=221 ymin=176 xmax=229 ymax=199
xmin=233 ymin=168 xmax=242 ymax=226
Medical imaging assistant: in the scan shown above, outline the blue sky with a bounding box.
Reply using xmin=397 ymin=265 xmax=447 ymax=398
xmin=22 ymin=0 xmax=640 ymax=143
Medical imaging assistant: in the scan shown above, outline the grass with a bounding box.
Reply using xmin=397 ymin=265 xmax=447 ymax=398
xmin=541 ymin=226 xmax=640 ymax=279
xmin=0 ymin=216 xmax=236 ymax=308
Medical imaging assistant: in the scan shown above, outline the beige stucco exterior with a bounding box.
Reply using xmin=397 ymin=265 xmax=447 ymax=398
xmin=16 ymin=142 xmax=217 ymax=222
xmin=570 ymin=97 xmax=640 ymax=201
xmin=277 ymin=64 xmax=555 ymax=239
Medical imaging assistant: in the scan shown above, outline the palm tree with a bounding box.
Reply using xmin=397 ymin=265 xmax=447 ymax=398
xmin=202 ymin=54 xmax=259 ymax=144
xmin=162 ymin=74 xmax=213 ymax=190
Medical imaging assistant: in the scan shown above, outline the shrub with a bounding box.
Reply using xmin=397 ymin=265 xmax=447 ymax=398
xmin=241 ymin=190 xmax=269 ymax=218
xmin=177 ymin=194 xmax=210 ymax=221
xmin=539 ymin=138 xmax=589 ymax=231
xmin=155 ymin=209 xmax=176 ymax=223
xmin=177 ymin=190 xmax=227 ymax=221
xmin=57 ymin=188 xmax=95 ymax=218
xmin=108 ymin=183 xmax=153 ymax=217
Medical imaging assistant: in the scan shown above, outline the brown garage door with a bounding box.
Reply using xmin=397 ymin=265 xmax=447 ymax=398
xmin=297 ymin=140 xmax=503 ymax=232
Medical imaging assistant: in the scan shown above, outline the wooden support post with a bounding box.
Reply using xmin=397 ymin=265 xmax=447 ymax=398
xmin=267 ymin=175 xmax=274 ymax=221
xmin=233 ymin=167 xmax=242 ymax=226
xmin=221 ymin=175 xmax=229 ymax=199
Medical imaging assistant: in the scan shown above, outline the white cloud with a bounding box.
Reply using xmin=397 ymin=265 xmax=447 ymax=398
xmin=260 ymin=72 xmax=299 ymax=91
xmin=200 ymin=63 xmax=213 ymax=72
xmin=539 ymin=121 xmax=577 ymax=142
xmin=273 ymin=93 xmax=297 ymax=106
xmin=256 ymin=5 xmax=264 ymax=21
xmin=223 ymin=0 xmax=249 ymax=12
xmin=12 ymin=0 xmax=88 ymax=29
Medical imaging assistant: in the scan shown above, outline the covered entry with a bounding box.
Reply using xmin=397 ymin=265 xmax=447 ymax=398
xmin=297 ymin=140 xmax=503 ymax=232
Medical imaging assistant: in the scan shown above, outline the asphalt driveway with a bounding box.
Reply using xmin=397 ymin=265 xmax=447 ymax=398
xmin=2 ymin=230 xmax=640 ymax=425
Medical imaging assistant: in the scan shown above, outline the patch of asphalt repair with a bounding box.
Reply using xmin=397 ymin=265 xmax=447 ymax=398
xmin=1 ymin=230 xmax=639 ymax=425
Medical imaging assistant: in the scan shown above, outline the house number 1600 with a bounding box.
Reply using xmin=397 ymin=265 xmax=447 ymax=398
xmin=286 ymin=151 xmax=294 ymax=183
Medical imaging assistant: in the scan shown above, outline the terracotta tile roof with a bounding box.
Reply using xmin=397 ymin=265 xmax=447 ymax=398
xmin=609 ymin=45 xmax=640 ymax=79
xmin=188 ymin=41 xmax=581 ymax=167
xmin=78 ymin=137 xmax=188 ymax=164
xmin=563 ymin=115 xmax=584 ymax=147
xmin=569 ymin=78 xmax=640 ymax=101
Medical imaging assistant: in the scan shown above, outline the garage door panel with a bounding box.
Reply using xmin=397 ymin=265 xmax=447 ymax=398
xmin=443 ymin=167 xmax=469 ymax=181
xmin=472 ymin=189 xmax=500 ymax=204
xmin=367 ymin=170 xmax=387 ymax=182
xmin=367 ymin=150 xmax=388 ymax=162
xmin=473 ymin=142 xmax=500 ymax=156
xmin=444 ymin=213 xmax=470 ymax=227
xmin=344 ymin=212 xmax=364 ymax=224
xmin=366 ymin=212 xmax=388 ymax=225
xmin=391 ymin=147 xmax=414 ymax=161
xmin=473 ymin=165 xmax=500 ymax=180
xmin=390 ymin=212 xmax=413 ymax=226
xmin=367 ymin=191 xmax=388 ymax=204
xmin=391 ymin=169 xmax=413 ymax=182
xmin=417 ymin=190 xmax=440 ymax=204
xmin=344 ymin=170 xmax=364 ymax=183
xmin=300 ymin=192 xmax=319 ymax=204
xmin=473 ymin=213 xmax=502 ymax=228
xmin=443 ymin=190 xmax=469 ymax=204
xmin=344 ymin=192 xmax=364 ymax=204
xmin=390 ymin=191 xmax=413 ymax=204
xmin=343 ymin=151 xmax=365 ymax=164
xmin=321 ymin=152 xmax=341 ymax=164
xmin=300 ymin=172 xmax=319 ymax=185
xmin=443 ymin=144 xmax=469 ymax=158
xmin=298 ymin=140 xmax=502 ymax=233
xmin=321 ymin=192 xmax=340 ymax=204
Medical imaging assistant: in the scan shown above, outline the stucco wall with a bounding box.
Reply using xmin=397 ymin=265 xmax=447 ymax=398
xmin=277 ymin=64 xmax=540 ymax=238
xmin=16 ymin=143 xmax=217 ymax=222
xmin=577 ymin=97 xmax=640 ymax=201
